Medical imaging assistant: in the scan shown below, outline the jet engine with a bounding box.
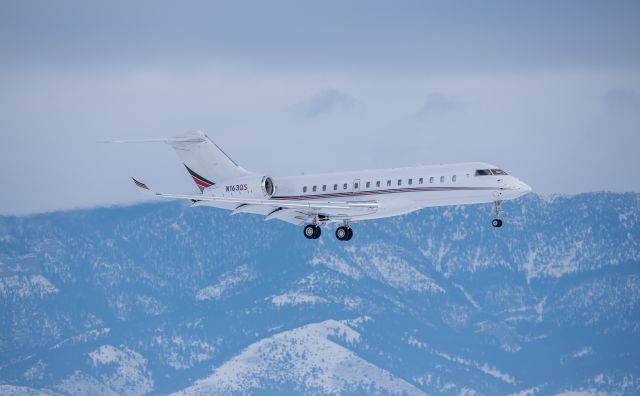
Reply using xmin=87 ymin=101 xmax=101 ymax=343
xmin=205 ymin=175 xmax=275 ymax=199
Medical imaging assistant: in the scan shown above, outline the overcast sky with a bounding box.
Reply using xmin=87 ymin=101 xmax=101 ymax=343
xmin=1 ymin=0 xmax=639 ymax=215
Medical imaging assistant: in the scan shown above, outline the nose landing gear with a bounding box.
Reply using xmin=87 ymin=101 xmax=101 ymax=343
xmin=492 ymin=200 xmax=503 ymax=228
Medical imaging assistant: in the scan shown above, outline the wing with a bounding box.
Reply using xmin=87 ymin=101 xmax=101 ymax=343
xmin=131 ymin=178 xmax=378 ymax=225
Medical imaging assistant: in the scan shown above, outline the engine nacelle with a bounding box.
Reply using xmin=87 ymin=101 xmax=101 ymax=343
xmin=205 ymin=175 xmax=275 ymax=198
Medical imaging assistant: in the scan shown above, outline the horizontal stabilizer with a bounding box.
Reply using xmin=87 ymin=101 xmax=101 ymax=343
xmin=105 ymin=136 xmax=205 ymax=144
xmin=131 ymin=177 xmax=150 ymax=191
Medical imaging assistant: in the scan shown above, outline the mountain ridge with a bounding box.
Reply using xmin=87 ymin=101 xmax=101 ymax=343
xmin=1 ymin=192 xmax=638 ymax=395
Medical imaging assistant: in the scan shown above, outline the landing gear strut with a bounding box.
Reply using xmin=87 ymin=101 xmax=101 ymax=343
xmin=492 ymin=200 xmax=503 ymax=228
xmin=303 ymin=224 xmax=321 ymax=239
xmin=336 ymin=226 xmax=353 ymax=241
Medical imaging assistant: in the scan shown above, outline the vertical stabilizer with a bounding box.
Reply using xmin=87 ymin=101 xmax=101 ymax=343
xmin=167 ymin=130 xmax=250 ymax=191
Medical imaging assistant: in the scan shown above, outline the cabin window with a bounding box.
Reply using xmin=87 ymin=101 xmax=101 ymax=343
xmin=396 ymin=179 xmax=401 ymax=186
xmin=354 ymin=182 xmax=359 ymax=189
xmin=312 ymin=185 xmax=317 ymax=192
xmin=334 ymin=184 xmax=338 ymax=190
xmin=430 ymin=177 xmax=434 ymax=183
xmin=322 ymin=185 xmax=326 ymax=191
xmin=452 ymin=175 xmax=456 ymax=182
xmin=366 ymin=181 xmax=371 ymax=188
xmin=303 ymin=186 xmax=307 ymax=193
xmin=440 ymin=176 xmax=444 ymax=183
xmin=343 ymin=183 xmax=348 ymax=190
xmin=376 ymin=181 xmax=381 ymax=187
xmin=387 ymin=180 xmax=391 ymax=187
xmin=408 ymin=178 xmax=412 ymax=185
xmin=419 ymin=177 xmax=423 ymax=184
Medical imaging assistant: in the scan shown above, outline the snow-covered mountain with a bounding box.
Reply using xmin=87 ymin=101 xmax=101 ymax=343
xmin=1 ymin=192 xmax=639 ymax=395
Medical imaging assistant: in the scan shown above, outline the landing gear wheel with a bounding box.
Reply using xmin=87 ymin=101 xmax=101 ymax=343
xmin=304 ymin=225 xmax=315 ymax=239
xmin=336 ymin=226 xmax=353 ymax=241
xmin=491 ymin=219 xmax=503 ymax=228
xmin=336 ymin=226 xmax=348 ymax=240
xmin=304 ymin=224 xmax=321 ymax=239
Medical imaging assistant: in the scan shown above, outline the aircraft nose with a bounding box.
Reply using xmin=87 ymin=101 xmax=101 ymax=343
xmin=517 ymin=180 xmax=532 ymax=193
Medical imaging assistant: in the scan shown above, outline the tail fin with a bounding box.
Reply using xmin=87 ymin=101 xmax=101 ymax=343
xmin=108 ymin=130 xmax=250 ymax=191
xmin=167 ymin=130 xmax=250 ymax=191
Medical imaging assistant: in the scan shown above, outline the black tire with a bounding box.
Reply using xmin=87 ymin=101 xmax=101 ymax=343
xmin=346 ymin=228 xmax=353 ymax=241
xmin=491 ymin=219 xmax=503 ymax=228
xmin=304 ymin=225 xmax=316 ymax=239
xmin=336 ymin=226 xmax=348 ymax=241
xmin=313 ymin=225 xmax=321 ymax=239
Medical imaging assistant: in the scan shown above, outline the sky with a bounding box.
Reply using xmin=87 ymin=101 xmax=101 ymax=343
xmin=1 ymin=0 xmax=639 ymax=215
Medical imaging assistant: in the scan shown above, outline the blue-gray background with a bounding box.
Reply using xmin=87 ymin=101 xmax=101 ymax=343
xmin=1 ymin=0 xmax=639 ymax=214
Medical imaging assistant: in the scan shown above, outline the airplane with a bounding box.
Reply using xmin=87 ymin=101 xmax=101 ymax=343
xmin=115 ymin=130 xmax=532 ymax=241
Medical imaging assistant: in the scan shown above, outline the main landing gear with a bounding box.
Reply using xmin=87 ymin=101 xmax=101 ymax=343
xmin=335 ymin=226 xmax=353 ymax=241
xmin=303 ymin=224 xmax=321 ymax=239
xmin=303 ymin=223 xmax=354 ymax=241
xmin=492 ymin=200 xmax=503 ymax=228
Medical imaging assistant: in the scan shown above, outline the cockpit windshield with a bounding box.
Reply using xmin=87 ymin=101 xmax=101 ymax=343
xmin=475 ymin=169 xmax=508 ymax=176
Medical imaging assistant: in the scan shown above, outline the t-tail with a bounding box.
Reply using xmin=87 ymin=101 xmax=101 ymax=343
xmin=165 ymin=130 xmax=250 ymax=191
xmin=109 ymin=130 xmax=250 ymax=192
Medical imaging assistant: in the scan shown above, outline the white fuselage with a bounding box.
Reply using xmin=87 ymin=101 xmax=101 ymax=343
xmin=252 ymin=161 xmax=530 ymax=222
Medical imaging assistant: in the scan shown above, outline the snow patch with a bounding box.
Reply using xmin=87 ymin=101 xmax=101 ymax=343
xmin=310 ymin=252 xmax=362 ymax=279
xmin=88 ymin=345 xmax=154 ymax=396
xmin=0 ymin=385 xmax=56 ymax=395
xmin=555 ymin=389 xmax=599 ymax=396
xmin=196 ymin=265 xmax=254 ymax=301
xmin=407 ymin=336 xmax=516 ymax=385
xmin=173 ymin=319 xmax=424 ymax=395
xmin=50 ymin=328 xmax=111 ymax=350
xmin=0 ymin=274 xmax=59 ymax=298
xmin=271 ymin=291 xmax=328 ymax=307
xmin=507 ymin=385 xmax=542 ymax=396
xmin=351 ymin=244 xmax=444 ymax=294
xmin=453 ymin=282 xmax=481 ymax=309
xmin=56 ymin=371 xmax=119 ymax=396
xmin=477 ymin=362 xmax=517 ymax=385
xmin=135 ymin=295 xmax=166 ymax=316
xmin=152 ymin=335 xmax=217 ymax=370
xmin=24 ymin=360 xmax=47 ymax=381
xmin=572 ymin=346 xmax=593 ymax=359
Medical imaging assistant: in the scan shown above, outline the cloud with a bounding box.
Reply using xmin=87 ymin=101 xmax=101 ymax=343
xmin=293 ymin=89 xmax=356 ymax=118
xmin=417 ymin=92 xmax=464 ymax=117
xmin=1 ymin=63 xmax=639 ymax=215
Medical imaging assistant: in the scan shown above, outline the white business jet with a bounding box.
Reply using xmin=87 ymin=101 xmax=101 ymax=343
xmin=117 ymin=130 xmax=531 ymax=241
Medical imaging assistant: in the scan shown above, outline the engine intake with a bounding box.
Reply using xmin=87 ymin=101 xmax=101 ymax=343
xmin=262 ymin=176 xmax=274 ymax=198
